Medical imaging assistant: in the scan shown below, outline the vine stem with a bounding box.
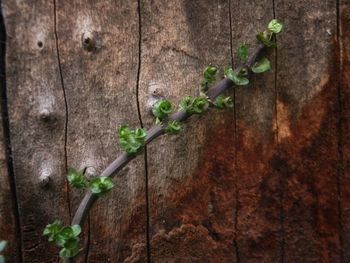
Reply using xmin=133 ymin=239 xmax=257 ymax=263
xmin=71 ymin=43 xmax=265 ymax=227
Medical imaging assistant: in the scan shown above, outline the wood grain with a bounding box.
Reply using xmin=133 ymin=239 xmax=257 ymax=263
xmin=339 ymin=0 xmax=350 ymax=260
xmin=54 ymin=0 xmax=147 ymax=261
xmin=230 ymin=1 xmax=281 ymax=262
xmin=3 ymin=0 xmax=70 ymax=261
xmin=138 ymin=0 xmax=236 ymax=261
xmin=275 ymin=0 xmax=341 ymax=261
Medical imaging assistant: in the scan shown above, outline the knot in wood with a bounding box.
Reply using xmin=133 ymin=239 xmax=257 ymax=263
xmin=39 ymin=108 xmax=56 ymax=123
xmin=82 ymin=31 xmax=100 ymax=52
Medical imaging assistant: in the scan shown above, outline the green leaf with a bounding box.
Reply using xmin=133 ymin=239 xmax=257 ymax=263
xmin=225 ymin=67 xmax=249 ymax=86
xmin=43 ymin=220 xmax=63 ymax=242
xmin=0 ymin=241 xmax=6 ymax=253
xmin=268 ymin=19 xmax=283 ymax=34
xmin=192 ymin=97 xmax=209 ymax=114
xmin=214 ymin=95 xmax=234 ymax=109
xmin=71 ymin=225 xmax=81 ymax=237
xmin=165 ymin=120 xmax=182 ymax=134
xmin=59 ymin=246 xmax=79 ymax=260
xmin=117 ymin=125 xmax=147 ymax=154
xmin=152 ymin=100 xmax=172 ymax=121
xmin=179 ymin=96 xmax=194 ymax=113
xmin=67 ymin=168 xmax=87 ymax=189
xmin=256 ymin=32 xmax=276 ymax=48
xmin=118 ymin=125 xmax=131 ymax=138
xmin=201 ymin=66 xmax=218 ymax=91
xmin=237 ymin=44 xmax=249 ymax=61
xmin=89 ymin=176 xmax=114 ymax=195
xmin=251 ymin=58 xmax=271 ymax=73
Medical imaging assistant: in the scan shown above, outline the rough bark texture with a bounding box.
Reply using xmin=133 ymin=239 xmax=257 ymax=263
xmin=1 ymin=0 xmax=350 ymax=262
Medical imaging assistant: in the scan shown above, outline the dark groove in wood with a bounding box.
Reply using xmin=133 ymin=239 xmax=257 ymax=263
xmin=336 ymin=0 xmax=344 ymax=261
xmin=0 ymin=1 xmax=23 ymax=261
xmin=53 ymin=0 xmax=71 ymax=219
xmin=229 ymin=0 xmax=240 ymax=262
xmin=136 ymin=0 xmax=151 ymax=261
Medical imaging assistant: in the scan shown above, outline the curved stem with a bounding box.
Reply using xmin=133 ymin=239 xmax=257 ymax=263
xmin=71 ymin=43 xmax=265 ymax=227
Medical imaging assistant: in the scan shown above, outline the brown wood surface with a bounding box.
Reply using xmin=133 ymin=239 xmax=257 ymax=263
xmin=54 ymin=0 xmax=147 ymax=262
xmin=1 ymin=0 xmax=350 ymax=262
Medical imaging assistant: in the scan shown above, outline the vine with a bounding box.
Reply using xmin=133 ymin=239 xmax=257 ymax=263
xmin=44 ymin=19 xmax=283 ymax=261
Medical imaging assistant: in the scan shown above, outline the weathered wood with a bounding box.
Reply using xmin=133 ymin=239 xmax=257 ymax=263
xmin=275 ymin=0 xmax=341 ymax=262
xmin=2 ymin=0 xmax=350 ymax=262
xmin=3 ymin=0 xmax=70 ymax=261
xmin=0 ymin=3 xmax=18 ymax=261
xmin=138 ymin=0 xmax=236 ymax=261
xmin=230 ymin=1 xmax=281 ymax=262
xmin=339 ymin=0 xmax=350 ymax=260
xmin=0 ymin=88 xmax=18 ymax=260
xmin=55 ymin=0 xmax=147 ymax=261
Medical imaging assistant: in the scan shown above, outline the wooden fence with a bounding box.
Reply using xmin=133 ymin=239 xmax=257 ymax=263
xmin=0 ymin=0 xmax=349 ymax=262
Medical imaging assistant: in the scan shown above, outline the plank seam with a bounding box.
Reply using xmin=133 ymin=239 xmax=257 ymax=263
xmin=136 ymin=0 xmax=152 ymax=261
xmin=0 ymin=2 xmax=23 ymax=261
xmin=53 ymin=0 xmax=71 ymax=219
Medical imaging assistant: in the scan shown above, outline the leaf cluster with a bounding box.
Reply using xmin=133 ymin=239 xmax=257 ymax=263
xmin=67 ymin=168 xmax=114 ymax=196
xmin=179 ymin=96 xmax=209 ymax=114
xmin=201 ymin=66 xmax=218 ymax=91
xmin=152 ymin=99 xmax=172 ymax=123
xmin=43 ymin=221 xmax=81 ymax=261
xmin=118 ymin=125 xmax=147 ymax=154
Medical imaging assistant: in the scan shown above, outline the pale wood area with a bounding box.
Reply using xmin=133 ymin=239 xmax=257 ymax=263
xmin=1 ymin=0 xmax=349 ymax=262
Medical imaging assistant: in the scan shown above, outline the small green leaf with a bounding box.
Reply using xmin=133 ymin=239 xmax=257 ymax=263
xmin=165 ymin=120 xmax=182 ymax=134
xmin=268 ymin=19 xmax=283 ymax=34
xmin=43 ymin=220 xmax=63 ymax=242
xmin=225 ymin=67 xmax=249 ymax=86
xmin=201 ymin=66 xmax=218 ymax=91
xmin=256 ymin=32 xmax=276 ymax=48
xmin=237 ymin=44 xmax=249 ymax=61
xmin=192 ymin=97 xmax=209 ymax=114
xmin=152 ymin=100 xmax=172 ymax=121
xmin=89 ymin=176 xmax=114 ymax=195
xmin=67 ymin=168 xmax=87 ymax=189
xmin=179 ymin=96 xmax=194 ymax=113
xmin=59 ymin=246 xmax=79 ymax=260
xmin=71 ymin=225 xmax=81 ymax=237
xmin=0 ymin=241 xmax=6 ymax=253
xmin=117 ymin=125 xmax=147 ymax=154
xmin=214 ymin=95 xmax=234 ymax=109
xmin=251 ymin=58 xmax=271 ymax=73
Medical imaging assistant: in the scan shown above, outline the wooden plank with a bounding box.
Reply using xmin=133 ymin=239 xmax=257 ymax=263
xmin=0 ymin=3 xmax=18 ymax=261
xmin=138 ymin=0 xmax=236 ymax=261
xmin=275 ymin=0 xmax=341 ymax=261
xmin=55 ymin=0 xmax=147 ymax=261
xmin=339 ymin=0 xmax=350 ymax=260
xmin=0 ymin=91 xmax=18 ymax=261
xmin=3 ymin=0 xmax=70 ymax=261
xmin=230 ymin=1 xmax=281 ymax=262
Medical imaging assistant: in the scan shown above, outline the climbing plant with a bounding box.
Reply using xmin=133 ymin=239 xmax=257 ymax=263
xmin=44 ymin=19 xmax=283 ymax=261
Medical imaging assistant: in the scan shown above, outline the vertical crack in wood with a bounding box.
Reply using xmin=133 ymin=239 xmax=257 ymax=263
xmin=136 ymin=0 xmax=151 ymax=261
xmin=272 ymin=2 xmax=285 ymax=262
xmin=336 ymin=0 xmax=344 ymax=261
xmin=53 ymin=0 xmax=71 ymax=219
xmin=0 ymin=2 xmax=23 ymax=261
xmin=229 ymin=1 xmax=240 ymax=262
